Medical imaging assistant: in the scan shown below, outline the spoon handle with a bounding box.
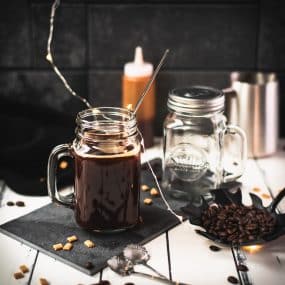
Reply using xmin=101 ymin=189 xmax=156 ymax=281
xmin=133 ymin=271 xmax=191 ymax=285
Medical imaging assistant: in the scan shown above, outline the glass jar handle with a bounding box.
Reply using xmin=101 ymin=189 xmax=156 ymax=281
xmin=47 ymin=143 xmax=74 ymax=208
xmin=223 ymin=125 xmax=247 ymax=183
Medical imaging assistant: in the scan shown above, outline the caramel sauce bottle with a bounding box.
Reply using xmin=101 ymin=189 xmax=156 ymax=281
xmin=122 ymin=47 xmax=155 ymax=148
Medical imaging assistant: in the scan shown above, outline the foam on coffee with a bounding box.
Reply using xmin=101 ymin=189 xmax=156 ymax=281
xmin=73 ymin=143 xmax=140 ymax=159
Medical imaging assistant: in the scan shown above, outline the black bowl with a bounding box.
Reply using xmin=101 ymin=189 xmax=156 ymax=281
xmin=181 ymin=186 xmax=285 ymax=246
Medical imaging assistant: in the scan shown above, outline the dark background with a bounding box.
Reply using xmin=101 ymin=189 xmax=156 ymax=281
xmin=0 ymin=0 xmax=284 ymax=136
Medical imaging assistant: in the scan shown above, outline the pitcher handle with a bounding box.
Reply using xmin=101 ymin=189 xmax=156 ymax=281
xmin=47 ymin=143 xmax=74 ymax=208
xmin=223 ymin=125 xmax=247 ymax=183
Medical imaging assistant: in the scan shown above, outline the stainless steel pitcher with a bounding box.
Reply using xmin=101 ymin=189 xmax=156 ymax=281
xmin=224 ymin=72 xmax=279 ymax=158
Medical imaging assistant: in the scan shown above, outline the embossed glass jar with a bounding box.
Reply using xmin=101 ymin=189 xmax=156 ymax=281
xmin=162 ymin=86 xmax=247 ymax=205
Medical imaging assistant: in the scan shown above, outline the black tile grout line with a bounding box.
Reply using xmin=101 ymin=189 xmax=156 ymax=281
xmin=254 ymin=0 xmax=261 ymax=69
xmin=2 ymin=67 xmax=284 ymax=73
xmin=30 ymin=0 xmax=259 ymax=6
xmin=27 ymin=250 xmax=39 ymax=285
xmin=27 ymin=0 xmax=34 ymax=69
xmin=165 ymin=230 xmax=172 ymax=281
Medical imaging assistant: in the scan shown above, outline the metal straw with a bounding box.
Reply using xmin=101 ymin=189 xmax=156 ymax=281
xmin=133 ymin=49 xmax=170 ymax=114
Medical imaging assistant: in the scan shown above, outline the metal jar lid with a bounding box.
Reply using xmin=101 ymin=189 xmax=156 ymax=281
xmin=167 ymin=86 xmax=225 ymax=115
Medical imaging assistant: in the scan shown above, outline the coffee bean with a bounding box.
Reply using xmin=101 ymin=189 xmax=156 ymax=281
xmin=124 ymin=283 xmax=135 ymax=285
xmin=99 ymin=281 xmax=111 ymax=285
xmin=237 ymin=264 xmax=248 ymax=272
xmin=209 ymin=245 xmax=221 ymax=252
xmin=227 ymin=276 xmax=239 ymax=284
xmin=85 ymin=261 xmax=94 ymax=269
xmin=201 ymin=204 xmax=276 ymax=244
xmin=16 ymin=201 xmax=25 ymax=207
xmin=6 ymin=201 xmax=15 ymax=206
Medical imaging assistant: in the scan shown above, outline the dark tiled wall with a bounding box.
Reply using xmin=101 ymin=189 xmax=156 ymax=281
xmin=0 ymin=0 xmax=284 ymax=136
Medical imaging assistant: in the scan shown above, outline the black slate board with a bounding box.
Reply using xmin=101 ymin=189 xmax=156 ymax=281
xmin=0 ymin=159 xmax=184 ymax=275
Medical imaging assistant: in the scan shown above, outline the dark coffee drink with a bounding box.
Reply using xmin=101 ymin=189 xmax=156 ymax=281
xmin=74 ymin=148 xmax=141 ymax=231
xmin=48 ymin=107 xmax=141 ymax=232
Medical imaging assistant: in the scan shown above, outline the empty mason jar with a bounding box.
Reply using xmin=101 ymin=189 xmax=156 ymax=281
xmin=162 ymin=86 xmax=247 ymax=205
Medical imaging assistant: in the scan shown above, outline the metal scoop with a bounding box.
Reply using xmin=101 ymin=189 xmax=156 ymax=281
xmin=107 ymin=254 xmax=191 ymax=285
xmin=123 ymin=244 xmax=167 ymax=279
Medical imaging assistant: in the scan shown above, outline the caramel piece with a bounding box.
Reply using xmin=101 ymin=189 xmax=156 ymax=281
xmin=39 ymin=278 xmax=49 ymax=285
xmin=252 ymin=187 xmax=261 ymax=193
xmin=150 ymin=187 xmax=160 ymax=197
xmin=261 ymin=193 xmax=271 ymax=199
xmin=14 ymin=272 xmax=24 ymax=279
xmin=141 ymin=184 xmax=150 ymax=192
xmin=63 ymin=242 xmax=73 ymax=251
xmin=67 ymin=235 xmax=78 ymax=243
xmin=19 ymin=264 xmax=29 ymax=273
xmin=53 ymin=243 xmax=63 ymax=251
xmin=84 ymin=240 xmax=96 ymax=248
xmin=144 ymin=198 xmax=152 ymax=205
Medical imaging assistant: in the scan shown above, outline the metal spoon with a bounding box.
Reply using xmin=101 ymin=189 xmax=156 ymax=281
xmin=123 ymin=244 xmax=168 ymax=279
xmin=107 ymin=254 xmax=191 ymax=285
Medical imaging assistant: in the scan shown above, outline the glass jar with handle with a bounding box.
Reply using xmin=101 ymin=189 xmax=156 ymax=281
xmin=162 ymin=86 xmax=247 ymax=205
xmin=47 ymin=107 xmax=141 ymax=232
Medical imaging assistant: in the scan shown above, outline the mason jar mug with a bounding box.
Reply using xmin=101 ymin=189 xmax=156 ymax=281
xmin=47 ymin=107 xmax=141 ymax=232
xmin=162 ymin=86 xmax=247 ymax=205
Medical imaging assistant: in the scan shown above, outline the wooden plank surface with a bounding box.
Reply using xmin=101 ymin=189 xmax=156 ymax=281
xmin=30 ymin=253 xmax=100 ymax=285
xmin=0 ymin=233 xmax=38 ymax=285
xmin=168 ymin=221 xmax=238 ymax=285
xmin=236 ymin=146 xmax=285 ymax=285
xmin=0 ymin=143 xmax=285 ymax=284
xmin=101 ymin=234 xmax=170 ymax=285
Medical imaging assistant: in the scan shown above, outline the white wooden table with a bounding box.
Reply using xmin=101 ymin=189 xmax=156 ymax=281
xmin=0 ymin=140 xmax=285 ymax=285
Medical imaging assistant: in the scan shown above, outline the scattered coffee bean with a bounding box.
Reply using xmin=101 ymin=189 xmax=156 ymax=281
xmin=209 ymin=245 xmax=221 ymax=252
xmin=237 ymin=264 xmax=248 ymax=272
xmin=85 ymin=261 xmax=94 ymax=269
xmin=6 ymin=201 xmax=14 ymax=206
xmin=13 ymin=272 xmax=24 ymax=279
xmin=124 ymin=283 xmax=135 ymax=285
xmin=202 ymin=203 xmax=276 ymax=244
xmin=16 ymin=201 xmax=25 ymax=207
xmin=99 ymin=281 xmax=111 ymax=285
xmin=227 ymin=276 xmax=239 ymax=284
xmin=92 ymin=281 xmax=111 ymax=285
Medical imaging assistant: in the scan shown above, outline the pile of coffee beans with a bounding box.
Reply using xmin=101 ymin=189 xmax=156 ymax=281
xmin=201 ymin=203 xmax=276 ymax=244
